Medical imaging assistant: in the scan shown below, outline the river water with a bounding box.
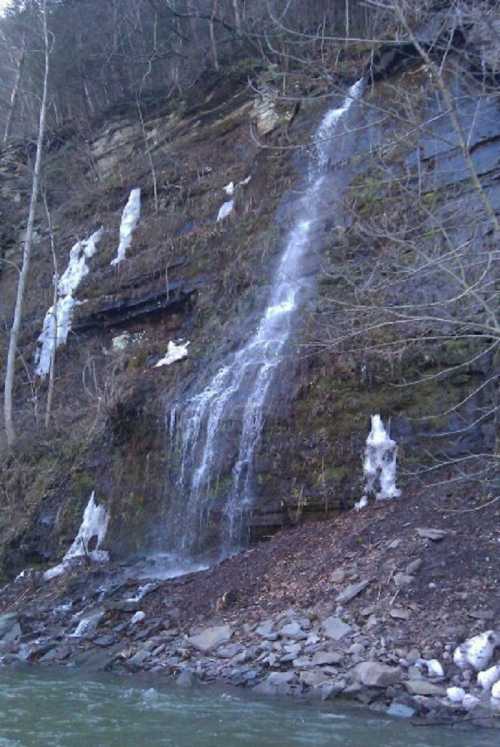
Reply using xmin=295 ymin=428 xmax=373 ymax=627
xmin=0 ymin=670 xmax=497 ymax=747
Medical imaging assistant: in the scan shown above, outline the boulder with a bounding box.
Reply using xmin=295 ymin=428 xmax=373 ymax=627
xmin=321 ymin=617 xmax=352 ymax=641
xmin=405 ymin=679 xmax=446 ymax=696
xmin=300 ymin=669 xmax=330 ymax=688
xmin=312 ymin=651 xmax=344 ymax=666
xmin=353 ymin=661 xmax=401 ymax=688
xmin=188 ymin=624 xmax=232 ymax=653
xmin=0 ymin=613 xmax=22 ymax=650
xmin=280 ymin=622 xmax=307 ymax=639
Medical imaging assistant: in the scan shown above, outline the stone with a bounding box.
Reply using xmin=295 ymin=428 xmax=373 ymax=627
xmin=407 ymin=649 xmax=421 ymax=664
xmin=293 ymin=657 xmax=313 ymax=669
xmin=127 ymin=649 xmax=150 ymax=669
xmin=300 ymin=669 xmax=330 ymax=688
xmin=93 ymin=634 xmax=117 ymax=648
xmin=280 ymin=622 xmax=306 ymax=639
xmin=217 ymin=643 xmax=243 ymax=659
xmin=416 ymin=528 xmax=447 ymax=541
xmin=394 ymin=573 xmax=414 ymax=588
xmin=312 ymin=651 xmax=343 ymax=666
xmin=353 ymin=661 xmax=401 ymax=688
xmin=349 ymin=642 xmax=365 ymax=657
xmin=255 ymin=621 xmax=278 ymax=640
xmin=266 ymin=671 xmax=297 ymax=687
xmin=321 ymin=617 xmax=352 ymax=641
xmin=176 ymin=669 xmax=196 ymax=688
xmin=253 ymin=670 xmax=298 ymax=695
xmin=387 ymin=539 xmax=401 ymax=550
xmin=387 ymin=701 xmax=416 ymax=718
xmin=390 ymin=607 xmax=411 ymax=620
xmin=0 ymin=613 xmax=22 ymax=650
xmin=336 ymin=579 xmax=371 ymax=604
xmin=462 ymin=694 xmax=481 ymax=711
xmin=331 ymin=569 xmax=346 ymax=584
xmin=405 ymin=680 xmax=446 ymax=696
xmin=320 ymin=682 xmax=345 ymax=700
xmin=283 ymin=643 xmax=302 ymax=656
xmin=406 ymin=558 xmax=423 ymax=574
xmin=188 ymin=625 xmax=232 ymax=653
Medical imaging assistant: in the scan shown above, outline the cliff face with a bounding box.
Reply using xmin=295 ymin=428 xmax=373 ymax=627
xmin=0 ymin=21 xmax=498 ymax=576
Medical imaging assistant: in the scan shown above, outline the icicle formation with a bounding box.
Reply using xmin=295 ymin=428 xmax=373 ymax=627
xmin=355 ymin=414 xmax=400 ymax=510
xmin=35 ymin=228 xmax=103 ymax=377
xmin=44 ymin=492 xmax=110 ymax=580
xmin=155 ymin=340 xmax=190 ymax=368
xmin=111 ymin=187 xmax=141 ymax=265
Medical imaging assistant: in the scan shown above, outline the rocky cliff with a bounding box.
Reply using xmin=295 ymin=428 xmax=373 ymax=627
xmin=0 ymin=14 xmax=498 ymax=577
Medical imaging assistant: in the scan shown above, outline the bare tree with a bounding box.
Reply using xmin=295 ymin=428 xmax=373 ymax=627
xmin=3 ymin=0 xmax=50 ymax=447
xmin=2 ymin=31 xmax=26 ymax=144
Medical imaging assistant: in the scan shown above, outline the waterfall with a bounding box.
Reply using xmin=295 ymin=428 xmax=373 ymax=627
xmin=166 ymin=80 xmax=364 ymax=563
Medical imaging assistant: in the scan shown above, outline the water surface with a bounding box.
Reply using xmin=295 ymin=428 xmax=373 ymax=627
xmin=0 ymin=669 xmax=497 ymax=747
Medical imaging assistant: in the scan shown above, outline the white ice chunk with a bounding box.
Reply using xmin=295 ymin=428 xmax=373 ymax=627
xmin=447 ymin=686 xmax=466 ymax=703
xmin=359 ymin=414 xmax=400 ymax=506
xmin=354 ymin=495 xmax=368 ymax=512
xmin=453 ymin=630 xmax=499 ymax=671
xmin=417 ymin=658 xmax=444 ymax=678
xmin=44 ymin=492 xmax=110 ymax=581
xmin=216 ymin=199 xmax=234 ymax=222
xmin=155 ymin=340 xmax=190 ymax=367
xmin=65 ymin=491 xmax=110 ymax=562
xmin=111 ymin=188 xmax=141 ymax=265
xmin=478 ymin=664 xmax=500 ymax=691
xmin=35 ymin=228 xmax=103 ymax=377
xmin=239 ymin=175 xmax=251 ymax=186
xmin=69 ymin=609 xmax=104 ymax=638
xmin=492 ymin=680 xmax=500 ymax=700
xmin=43 ymin=563 xmax=67 ymax=581
xmin=223 ymin=181 xmax=234 ymax=196
xmin=130 ymin=611 xmax=146 ymax=625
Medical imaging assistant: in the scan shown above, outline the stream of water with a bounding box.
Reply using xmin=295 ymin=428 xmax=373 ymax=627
xmin=166 ymin=80 xmax=364 ymax=563
xmin=0 ymin=669 xmax=497 ymax=747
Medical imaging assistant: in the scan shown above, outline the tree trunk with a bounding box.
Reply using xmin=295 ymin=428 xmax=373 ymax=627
xmin=232 ymin=0 xmax=242 ymax=37
xmin=3 ymin=35 xmax=26 ymax=144
xmin=209 ymin=0 xmax=219 ymax=71
xmin=4 ymin=1 xmax=50 ymax=448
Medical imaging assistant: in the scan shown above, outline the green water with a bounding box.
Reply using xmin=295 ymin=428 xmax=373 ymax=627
xmin=0 ymin=670 xmax=496 ymax=747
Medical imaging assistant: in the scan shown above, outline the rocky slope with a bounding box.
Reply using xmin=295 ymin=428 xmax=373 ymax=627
xmin=0 ymin=483 xmax=498 ymax=726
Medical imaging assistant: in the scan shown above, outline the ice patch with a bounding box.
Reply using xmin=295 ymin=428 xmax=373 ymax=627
xmin=217 ymin=199 xmax=234 ymax=222
xmin=223 ymin=181 xmax=234 ymax=196
xmin=130 ymin=611 xmax=146 ymax=625
xmin=355 ymin=415 xmax=400 ymax=509
xmin=35 ymin=228 xmax=103 ymax=377
xmin=417 ymin=658 xmax=444 ymax=678
xmin=44 ymin=492 xmax=110 ymax=581
xmin=447 ymin=686 xmax=465 ymax=704
xmin=155 ymin=340 xmax=190 ymax=367
xmin=111 ymin=188 xmax=141 ymax=265
xmin=478 ymin=664 xmax=500 ymax=691
xmin=453 ymin=630 xmax=499 ymax=671
xmin=69 ymin=609 xmax=104 ymax=638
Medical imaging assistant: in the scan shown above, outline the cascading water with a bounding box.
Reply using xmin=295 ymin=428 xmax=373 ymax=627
xmin=166 ymin=80 xmax=364 ymax=564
